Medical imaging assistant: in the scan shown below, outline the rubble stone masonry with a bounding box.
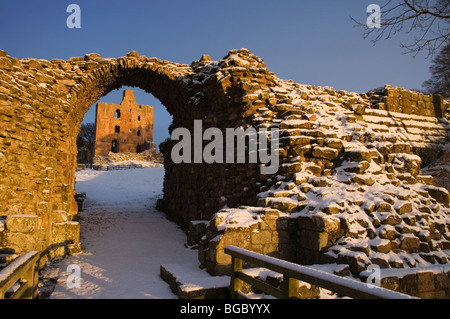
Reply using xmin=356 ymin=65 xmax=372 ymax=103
xmin=0 ymin=48 xmax=449 ymax=297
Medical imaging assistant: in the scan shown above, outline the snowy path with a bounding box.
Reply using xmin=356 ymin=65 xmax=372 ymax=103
xmin=44 ymin=167 xmax=198 ymax=299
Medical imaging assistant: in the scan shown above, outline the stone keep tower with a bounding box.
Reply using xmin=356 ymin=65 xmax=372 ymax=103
xmin=94 ymin=89 xmax=154 ymax=157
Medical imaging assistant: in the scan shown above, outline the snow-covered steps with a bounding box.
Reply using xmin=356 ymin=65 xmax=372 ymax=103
xmin=160 ymin=263 xmax=230 ymax=299
xmin=359 ymin=263 xmax=450 ymax=299
xmin=363 ymin=108 xmax=450 ymax=149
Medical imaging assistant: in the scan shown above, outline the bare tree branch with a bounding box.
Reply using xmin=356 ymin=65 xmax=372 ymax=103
xmin=404 ymin=0 xmax=450 ymax=19
xmin=351 ymin=0 xmax=450 ymax=57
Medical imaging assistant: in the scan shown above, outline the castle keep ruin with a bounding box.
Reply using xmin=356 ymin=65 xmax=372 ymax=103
xmin=94 ymin=89 xmax=154 ymax=157
xmin=0 ymin=48 xmax=449 ymax=297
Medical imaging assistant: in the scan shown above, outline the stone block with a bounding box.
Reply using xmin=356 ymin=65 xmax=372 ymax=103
xmin=434 ymin=271 xmax=450 ymax=290
xmin=251 ymin=230 xmax=273 ymax=245
xmin=0 ymin=105 xmax=14 ymax=117
xmin=5 ymin=214 xmax=39 ymax=234
xmin=337 ymin=251 xmax=370 ymax=276
xmin=36 ymin=201 xmax=50 ymax=216
xmin=187 ymin=220 xmax=208 ymax=246
xmin=333 ymin=264 xmax=350 ymax=276
xmin=394 ymin=202 xmax=412 ymax=215
xmin=298 ymin=214 xmax=341 ymax=234
xmin=370 ymin=238 xmax=391 ymax=253
xmin=377 ymin=202 xmax=393 ymax=213
xmin=270 ymin=197 xmax=298 ymax=213
xmin=343 ymin=161 xmax=370 ymax=174
xmin=393 ymin=143 xmax=411 ymax=154
xmin=207 ymin=239 xmax=231 ymax=267
xmin=298 ymin=229 xmax=329 ymax=251
xmin=296 ymin=247 xmax=321 ymax=265
xmin=312 ymin=146 xmax=339 ymax=160
xmin=380 ymin=212 xmax=402 ymax=225
xmin=296 ymin=281 xmax=321 ymax=299
xmin=222 ymin=228 xmax=251 ymax=247
xmin=4 ymin=232 xmax=36 ymax=254
xmin=344 ymin=149 xmax=372 ymax=162
xmin=425 ymin=186 xmax=449 ymax=207
xmin=276 ymin=230 xmax=292 ymax=244
xmin=417 ymin=271 xmax=435 ymax=292
xmin=351 ymin=175 xmax=375 ymax=186
xmin=400 ymin=234 xmax=420 ymax=253
xmin=291 ymin=144 xmax=312 ymax=157
xmin=370 ymin=255 xmax=390 ymax=268
xmin=293 ymin=172 xmax=309 ymax=185
xmin=399 ymin=273 xmax=418 ymax=296
xmin=325 ymin=138 xmax=344 ymax=150
xmin=51 ymin=221 xmax=80 ymax=247
xmin=379 ymin=225 xmax=396 ymax=240
xmin=0 ymin=57 xmax=13 ymax=71
xmin=381 ymin=276 xmax=400 ymax=292
xmin=322 ymin=204 xmax=344 ymax=215
xmin=51 ymin=210 xmax=69 ymax=223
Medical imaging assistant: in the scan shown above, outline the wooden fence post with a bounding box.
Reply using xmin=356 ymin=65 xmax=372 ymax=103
xmin=282 ymin=275 xmax=300 ymax=299
xmin=231 ymin=256 xmax=243 ymax=298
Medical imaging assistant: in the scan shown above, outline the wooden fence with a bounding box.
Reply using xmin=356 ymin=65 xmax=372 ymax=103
xmin=0 ymin=251 xmax=39 ymax=299
xmin=225 ymin=245 xmax=417 ymax=299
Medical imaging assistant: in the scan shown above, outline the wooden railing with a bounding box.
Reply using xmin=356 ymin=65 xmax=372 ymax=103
xmin=225 ymin=245 xmax=417 ymax=299
xmin=0 ymin=251 xmax=39 ymax=299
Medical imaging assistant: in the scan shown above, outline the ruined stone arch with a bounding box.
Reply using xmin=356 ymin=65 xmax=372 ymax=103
xmin=0 ymin=48 xmax=275 ymax=258
xmin=1 ymin=47 xmax=450 ymax=291
xmin=58 ymin=54 xmax=199 ymax=233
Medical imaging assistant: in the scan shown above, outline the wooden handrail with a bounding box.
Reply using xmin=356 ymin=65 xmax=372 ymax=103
xmin=225 ymin=245 xmax=417 ymax=299
xmin=0 ymin=251 xmax=39 ymax=299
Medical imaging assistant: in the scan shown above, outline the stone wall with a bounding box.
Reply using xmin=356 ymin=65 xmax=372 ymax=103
xmin=0 ymin=48 xmax=276 ymax=260
xmin=0 ymin=47 xmax=449 ymax=298
xmin=366 ymin=85 xmax=448 ymax=118
xmin=361 ymin=265 xmax=450 ymax=298
xmin=196 ymin=77 xmax=450 ymax=298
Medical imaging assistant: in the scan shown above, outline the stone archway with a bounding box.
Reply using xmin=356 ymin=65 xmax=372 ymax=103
xmin=0 ymin=48 xmax=274 ymax=259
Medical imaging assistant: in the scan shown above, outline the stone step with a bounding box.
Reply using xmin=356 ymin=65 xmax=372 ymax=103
xmin=160 ymin=263 xmax=230 ymax=299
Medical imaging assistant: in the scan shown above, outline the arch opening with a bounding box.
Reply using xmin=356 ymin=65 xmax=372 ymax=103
xmin=64 ymin=59 xmax=262 ymax=228
xmin=65 ymin=61 xmax=202 ymax=228
xmin=0 ymin=50 xmax=272 ymax=261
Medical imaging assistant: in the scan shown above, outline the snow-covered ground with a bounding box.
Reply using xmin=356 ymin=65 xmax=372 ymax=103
xmin=42 ymin=167 xmax=198 ymax=299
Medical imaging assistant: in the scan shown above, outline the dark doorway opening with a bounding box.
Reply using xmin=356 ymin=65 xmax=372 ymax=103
xmin=111 ymin=139 xmax=119 ymax=153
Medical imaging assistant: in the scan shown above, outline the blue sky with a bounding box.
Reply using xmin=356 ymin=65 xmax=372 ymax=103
xmin=0 ymin=0 xmax=434 ymax=147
